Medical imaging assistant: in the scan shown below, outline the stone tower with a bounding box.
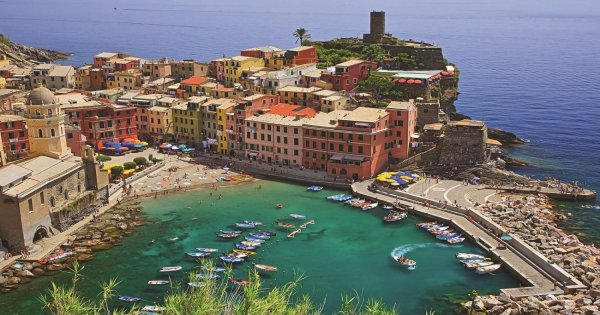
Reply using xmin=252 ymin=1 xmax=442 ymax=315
xmin=363 ymin=11 xmax=387 ymax=44
xmin=25 ymin=85 xmax=72 ymax=159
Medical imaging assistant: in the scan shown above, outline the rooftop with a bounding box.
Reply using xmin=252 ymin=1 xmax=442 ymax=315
xmin=147 ymin=106 xmax=170 ymax=113
xmin=0 ymin=114 xmax=25 ymax=123
xmin=448 ymin=120 xmax=486 ymax=128
xmin=229 ymin=56 xmax=254 ymax=62
xmin=32 ymin=64 xmax=55 ymax=71
xmin=95 ymin=52 xmax=118 ymax=58
xmin=339 ymin=107 xmax=388 ymax=123
xmin=181 ymin=76 xmax=210 ymax=85
xmin=242 ymin=94 xmax=267 ymax=101
xmin=267 ymin=103 xmax=316 ymax=118
xmin=56 ymin=93 xmax=103 ymax=109
xmin=242 ymin=46 xmax=283 ymax=53
xmin=288 ymin=46 xmax=314 ymax=52
xmin=302 ymin=69 xmax=323 ymax=78
xmin=312 ymin=89 xmax=338 ymax=97
xmin=158 ymin=96 xmax=179 ymax=104
xmin=245 ymin=113 xmax=311 ymax=126
xmin=386 ymin=100 xmax=414 ymax=110
xmin=336 ymin=59 xmax=367 ymax=68
xmin=278 ymin=86 xmax=322 ymax=93
xmin=47 ymin=65 xmax=74 ymax=77
xmin=376 ymin=69 xmax=443 ymax=80
xmin=423 ymin=123 xmax=444 ymax=131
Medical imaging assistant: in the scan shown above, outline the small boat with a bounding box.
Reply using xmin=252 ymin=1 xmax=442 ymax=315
xmin=148 ymin=280 xmax=169 ymax=285
xmin=383 ymin=211 xmax=407 ymax=222
xmin=232 ymin=249 xmax=256 ymax=256
xmin=447 ymin=237 xmax=466 ymax=244
xmin=142 ymin=305 xmax=166 ymax=312
xmin=160 ymin=266 xmax=182 ymax=272
xmin=361 ymin=202 xmax=378 ymax=211
xmin=344 ymin=198 xmax=360 ymax=205
xmin=275 ymin=204 xmax=284 ymax=209
xmin=464 ymin=261 xmax=495 ymax=269
xmin=430 ymin=228 xmax=454 ymax=235
xmin=253 ymin=263 xmax=278 ymax=272
xmin=416 ymin=221 xmax=438 ymax=227
xmin=217 ymin=177 xmax=230 ymax=182
xmin=460 ymin=258 xmax=487 ymax=264
xmin=217 ymin=233 xmax=240 ymax=239
xmin=393 ymin=255 xmax=417 ymax=270
xmin=306 ymin=186 xmax=323 ymax=192
xmin=427 ymin=225 xmax=450 ymax=232
xmin=327 ymin=194 xmax=352 ymax=202
xmin=382 ymin=205 xmax=394 ymax=210
xmin=289 ymin=214 xmax=306 ymax=220
xmin=258 ymin=229 xmax=276 ymax=236
xmin=456 ymin=253 xmax=486 ymax=260
xmin=169 ymin=237 xmax=179 ymax=241
xmin=244 ymin=220 xmax=263 ymax=226
xmin=249 ymin=232 xmax=270 ymax=240
xmin=235 ymin=243 xmax=256 ymax=251
xmin=275 ymin=221 xmax=296 ymax=229
xmin=235 ymin=223 xmax=255 ymax=229
xmin=436 ymin=233 xmax=460 ymax=240
xmin=220 ymin=230 xmax=242 ymax=234
xmin=188 ymin=282 xmax=206 ymax=288
xmin=245 ymin=236 xmax=266 ymax=243
xmin=241 ymin=240 xmax=262 ymax=247
xmin=229 ymin=278 xmax=253 ymax=286
xmin=186 ymin=252 xmax=211 ymax=258
xmin=475 ymin=264 xmax=502 ymax=274
xmin=196 ymin=248 xmax=219 ymax=253
xmin=201 ymin=266 xmax=226 ymax=272
xmin=351 ymin=200 xmax=367 ymax=208
xmin=219 ymin=256 xmax=244 ymax=263
xmin=118 ymin=296 xmax=141 ymax=302
xmin=195 ymin=273 xmax=220 ymax=279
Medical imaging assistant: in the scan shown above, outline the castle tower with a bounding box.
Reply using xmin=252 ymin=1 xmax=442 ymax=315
xmin=25 ymin=85 xmax=72 ymax=159
xmin=363 ymin=11 xmax=387 ymax=44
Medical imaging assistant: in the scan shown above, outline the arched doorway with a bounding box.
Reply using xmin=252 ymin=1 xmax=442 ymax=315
xmin=33 ymin=226 xmax=49 ymax=243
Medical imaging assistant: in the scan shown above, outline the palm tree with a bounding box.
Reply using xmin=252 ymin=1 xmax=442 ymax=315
xmin=293 ymin=28 xmax=311 ymax=46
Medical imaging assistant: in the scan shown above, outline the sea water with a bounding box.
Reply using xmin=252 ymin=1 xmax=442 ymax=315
xmin=0 ymin=180 xmax=517 ymax=314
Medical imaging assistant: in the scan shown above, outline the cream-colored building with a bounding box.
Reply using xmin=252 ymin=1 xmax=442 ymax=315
xmin=46 ymin=65 xmax=76 ymax=90
xmin=109 ymin=70 xmax=144 ymax=90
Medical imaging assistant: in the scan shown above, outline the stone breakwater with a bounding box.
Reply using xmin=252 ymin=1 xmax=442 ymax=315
xmin=469 ymin=195 xmax=600 ymax=314
xmin=0 ymin=200 xmax=143 ymax=294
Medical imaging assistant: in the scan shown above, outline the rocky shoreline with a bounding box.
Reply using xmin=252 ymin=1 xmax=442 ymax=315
xmin=0 ymin=34 xmax=70 ymax=67
xmin=0 ymin=200 xmax=143 ymax=294
xmin=468 ymin=195 xmax=600 ymax=314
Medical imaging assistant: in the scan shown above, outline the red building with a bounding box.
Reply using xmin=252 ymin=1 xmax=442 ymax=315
xmin=386 ymin=101 xmax=417 ymax=160
xmin=0 ymin=115 xmax=29 ymax=162
xmin=320 ymin=60 xmax=378 ymax=92
xmin=90 ymin=68 xmax=106 ymax=91
xmin=302 ymin=107 xmax=391 ymax=181
xmin=65 ymin=125 xmax=86 ymax=157
xmin=285 ymin=46 xmax=317 ymax=66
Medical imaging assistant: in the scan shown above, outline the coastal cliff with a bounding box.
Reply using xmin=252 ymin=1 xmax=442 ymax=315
xmin=0 ymin=34 xmax=70 ymax=67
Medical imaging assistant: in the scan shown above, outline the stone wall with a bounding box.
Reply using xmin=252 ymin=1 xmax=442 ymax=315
xmin=47 ymin=169 xmax=87 ymax=212
xmin=380 ymin=44 xmax=445 ymax=70
xmin=437 ymin=122 xmax=488 ymax=166
xmin=49 ymin=191 xmax=97 ymax=231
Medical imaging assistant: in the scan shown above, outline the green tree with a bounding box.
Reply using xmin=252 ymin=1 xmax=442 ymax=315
xmin=293 ymin=28 xmax=311 ymax=46
xmin=361 ymin=44 xmax=386 ymax=62
xmin=133 ymin=157 xmax=147 ymax=166
xmin=96 ymin=154 xmax=111 ymax=162
xmin=358 ymin=75 xmax=396 ymax=106
xmin=123 ymin=162 xmax=137 ymax=170
xmin=110 ymin=165 xmax=123 ymax=177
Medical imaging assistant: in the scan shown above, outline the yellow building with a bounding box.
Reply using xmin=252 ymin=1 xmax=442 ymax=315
xmin=214 ymin=99 xmax=237 ymax=154
xmin=171 ymin=96 xmax=209 ymax=147
xmin=223 ymin=56 xmax=264 ymax=86
xmin=109 ymin=70 xmax=144 ymax=90
xmin=24 ymin=85 xmax=72 ymax=159
xmin=277 ymin=86 xmax=322 ymax=106
xmin=0 ymin=77 xmax=6 ymax=89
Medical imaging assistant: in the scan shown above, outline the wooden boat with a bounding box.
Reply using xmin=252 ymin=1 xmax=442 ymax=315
xmin=220 ymin=230 xmax=242 ymax=234
xmin=148 ymin=280 xmax=169 ymax=285
xmin=160 ymin=266 xmax=182 ymax=272
xmin=456 ymin=253 xmax=486 ymax=260
xmin=232 ymin=249 xmax=256 ymax=256
xmin=220 ymin=256 xmax=244 ymax=263
xmin=416 ymin=221 xmax=438 ymax=227
xmin=327 ymin=194 xmax=352 ymax=202
xmin=258 ymin=229 xmax=276 ymax=236
xmin=201 ymin=266 xmax=226 ymax=272
xmin=235 ymin=223 xmax=255 ymax=229
xmin=195 ymin=273 xmax=220 ymax=279
xmin=427 ymin=225 xmax=450 ymax=232
xmin=447 ymin=237 xmax=466 ymax=244
xmin=235 ymin=243 xmax=256 ymax=251
xmin=351 ymin=200 xmax=367 ymax=208
xmin=464 ymin=261 xmax=495 ymax=269
xmin=196 ymin=248 xmax=219 ymax=253
xmin=249 ymin=232 xmax=270 ymax=240
xmin=142 ymin=305 xmax=166 ymax=312
xmin=241 ymin=240 xmax=262 ymax=247
xmin=118 ymin=296 xmax=141 ymax=302
xmin=244 ymin=220 xmax=263 ymax=226
xmin=361 ymin=202 xmax=378 ymax=211
xmin=217 ymin=233 xmax=240 ymax=239
xmin=393 ymin=255 xmax=417 ymax=270
xmin=383 ymin=211 xmax=407 ymax=222
xmin=245 ymin=236 xmax=266 ymax=243
xmin=289 ymin=214 xmax=306 ymax=220
xmin=275 ymin=221 xmax=296 ymax=229
xmin=253 ymin=263 xmax=278 ymax=272
xmin=475 ymin=264 xmax=502 ymax=274
xmin=229 ymin=278 xmax=253 ymax=286
xmin=186 ymin=252 xmax=211 ymax=258
xmin=224 ymin=252 xmax=248 ymax=259
xmin=430 ymin=228 xmax=454 ymax=235
xmin=188 ymin=282 xmax=206 ymax=288
xmin=275 ymin=204 xmax=284 ymax=209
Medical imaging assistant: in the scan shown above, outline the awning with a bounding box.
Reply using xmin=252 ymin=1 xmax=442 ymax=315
xmin=248 ymin=151 xmax=259 ymax=157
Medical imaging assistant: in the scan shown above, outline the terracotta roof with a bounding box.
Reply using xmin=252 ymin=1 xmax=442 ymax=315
xmin=181 ymin=76 xmax=210 ymax=85
xmin=288 ymin=46 xmax=314 ymax=52
xmin=267 ymin=103 xmax=316 ymax=118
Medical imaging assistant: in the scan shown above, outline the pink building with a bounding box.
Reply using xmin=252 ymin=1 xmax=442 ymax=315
xmin=65 ymin=125 xmax=86 ymax=157
xmin=320 ymin=60 xmax=377 ymax=92
xmin=386 ymin=100 xmax=417 ymax=160
xmin=210 ymin=58 xmax=225 ymax=82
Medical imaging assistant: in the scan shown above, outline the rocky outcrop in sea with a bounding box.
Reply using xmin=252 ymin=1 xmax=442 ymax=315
xmin=0 ymin=34 xmax=70 ymax=67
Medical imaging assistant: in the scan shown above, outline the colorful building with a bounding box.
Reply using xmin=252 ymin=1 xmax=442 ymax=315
xmin=386 ymin=101 xmax=417 ymax=160
xmin=179 ymin=76 xmax=211 ymax=98
xmin=0 ymin=114 xmax=29 ymax=163
xmin=223 ymin=56 xmax=265 ymax=86
xmin=93 ymin=52 xmax=119 ymax=68
xmin=171 ymin=96 xmax=208 ymax=147
xmin=108 ymin=70 xmax=144 ymax=90
xmin=143 ymin=59 xmax=172 ymax=81
xmin=171 ymin=60 xmax=209 ymax=80
xmin=229 ymin=94 xmax=279 ymax=156
xmin=320 ymin=60 xmax=377 ymax=92
xmin=284 ymin=46 xmax=317 ymax=66
xmin=65 ymin=125 xmax=86 ymax=157
xmin=136 ymin=105 xmax=173 ymax=144
xmin=207 ymin=99 xmax=237 ymax=155
xmin=277 ymin=86 xmax=322 ymax=106
xmin=209 ymin=58 xmax=225 ymax=82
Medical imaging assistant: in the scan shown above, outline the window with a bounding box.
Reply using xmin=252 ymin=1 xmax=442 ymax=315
xmin=339 ymin=144 xmax=344 ymax=151
xmin=294 ymin=138 xmax=299 ymax=145
xmin=8 ymin=132 xmax=14 ymax=139
xmin=28 ymin=199 xmax=33 ymax=213
xmin=294 ymin=149 xmax=299 ymax=156
xmin=51 ymin=129 xmax=56 ymax=137
xmin=38 ymin=129 xmax=43 ymax=138
xmin=294 ymin=128 xmax=298 ymax=134
xmin=348 ymin=145 xmax=353 ymax=153
xmin=40 ymin=192 xmax=45 ymax=204
xmin=358 ymin=134 xmax=363 ymax=141
xmin=321 ymin=142 xmax=325 ymax=149
xmin=330 ymin=143 xmax=334 ymax=150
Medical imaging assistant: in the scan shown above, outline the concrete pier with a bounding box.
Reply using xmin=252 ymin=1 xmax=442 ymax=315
xmin=484 ymin=185 xmax=596 ymax=201
xmin=351 ymin=180 xmax=587 ymax=298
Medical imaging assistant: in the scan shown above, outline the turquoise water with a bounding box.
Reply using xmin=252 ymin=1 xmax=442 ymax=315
xmin=0 ymin=180 xmax=517 ymax=314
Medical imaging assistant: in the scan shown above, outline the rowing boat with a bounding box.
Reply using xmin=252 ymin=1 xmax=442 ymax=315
xmin=119 ymin=296 xmax=141 ymax=302
xmin=456 ymin=253 xmax=485 ymax=260
xmin=275 ymin=221 xmax=296 ymax=229
xmin=257 ymin=229 xmax=276 ymax=236
xmin=464 ymin=261 xmax=495 ymax=269
xmin=219 ymin=256 xmax=244 ymax=263
xmin=195 ymin=273 xmax=220 ymax=279
xmin=475 ymin=264 xmax=502 ymax=274
xmin=217 ymin=233 xmax=240 ymax=239
xmin=148 ymin=280 xmax=169 ymax=285
xmin=196 ymin=248 xmax=219 ymax=253
xmin=253 ymin=263 xmax=278 ymax=272
xmin=142 ymin=306 xmax=166 ymax=312
xmin=186 ymin=252 xmax=211 ymax=258
xmin=447 ymin=237 xmax=466 ymax=244
xmin=249 ymin=232 xmax=270 ymax=240
xmin=232 ymin=249 xmax=256 ymax=256
xmin=361 ymin=202 xmax=378 ymax=211
xmin=201 ymin=266 xmax=226 ymax=272
xmin=159 ymin=266 xmax=182 ymax=272
xmin=245 ymin=236 xmax=266 ymax=243
xmin=188 ymin=282 xmax=206 ymax=288
xmin=289 ymin=214 xmax=306 ymax=220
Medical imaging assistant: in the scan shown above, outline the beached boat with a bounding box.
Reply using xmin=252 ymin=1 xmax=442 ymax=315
xmin=436 ymin=233 xmax=460 ymax=240
xmin=275 ymin=221 xmax=296 ymax=229
xmin=253 ymin=263 xmax=278 ymax=272
xmin=456 ymin=253 xmax=486 ymax=260
xmin=393 ymin=255 xmax=417 ymax=270
xmin=235 ymin=243 xmax=256 ymax=251
xmin=148 ymin=280 xmax=169 ymax=285
xmin=307 ymin=186 xmax=323 ymax=192
xmin=195 ymin=273 xmax=220 ymax=279
xmin=216 ymin=177 xmax=230 ymax=182
xmin=201 ymin=266 xmax=226 ymax=272
xmin=196 ymin=248 xmax=219 ymax=253
xmin=217 ymin=233 xmax=240 ymax=239
xmin=229 ymin=278 xmax=253 ymax=286
xmin=447 ymin=237 xmax=466 ymax=244
xmin=188 ymin=282 xmax=206 ymax=288
xmin=464 ymin=261 xmax=495 ymax=269
xmin=186 ymin=252 xmax=211 ymax=258
xmin=475 ymin=264 xmax=502 ymax=274
xmin=142 ymin=305 xmax=166 ymax=312
xmin=225 ymin=252 xmax=248 ymax=259
xmin=351 ymin=200 xmax=367 ymax=208
xmin=289 ymin=214 xmax=306 ymax=220
xmin=219 ymin=256 xmax=244 ymax=263
xmin=160 ymin=266 xmax=182 ymax=272
xmin=383 ymin=211 xmax=407 ymax=222
xmin=118 ymin=296 xmax=141 ymax=302
xmin=361 ymin=202 xmax=378 ymax=211
xmin=235 ymin=223 xmax=255 ymax=229
xmin=258 ymin=229 xmax=276 ymax=236
xmin=232 ymin=249 xmax=256 ymax=256
xmin=245 ymin=236 xmax=266 ymax=243
xmin=249 ymin=232 xmax=270 ymax=240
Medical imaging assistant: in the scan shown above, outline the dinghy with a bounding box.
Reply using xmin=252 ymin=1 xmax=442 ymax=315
xmin=456 ymin=253 xmax=485 ymax=260
xmin=289 ymin=214 xmax=306 ymax=220
xmin=383 ymin=211 xmax=407 ymax=222
xmin=275 ymin=221 xmax=296 ymax=229
xmin=235 ymin=223 xmax=255 ymax=229
xmin=186 ymin=252 xmax=211 ymax=258
xmin=195 ymin=273 xmax=220 ymax=279
xmin=235 ymin=243 xmax=256 ymax=251
xmin=148 ymin=280 xmax=169 ymax=285
xmin=253 ymin=263 xmax=278 ymax=272
xmin=249 ymin=232 xmax=270 ymax=240
xmin=229 ymin=278 xmax=253 ymax=286
xmin=201 ymin=266 xmax=226 ymax=272
xmin=361 ymin=202 xmax=378 ymax=211
xmin=393 ymin=255 xmax=417 ymax=270
xmin=220 ymin=230 xmax=242 ymax=234
xmin=245 ymin=236 xmax=266 ymax=243
xmin=447 ymin=237 xmax=466 ymax=244
xmin=464 ymin=261 xmax=495 ymax=269
xmin=188 ymin=282 xmax=206 ymax=288
xmin=257 ymin=229 xmax=276 ymax=236
xmin=307 ymin=186 xmax=323 ymax=192
xmin=160 ymin=266 xmax=182 ymax=272
xmin=475 ymin=264 xmax=502 ymax=274
xmin=233 ymin=249 xmax=256 ymax=256
xmin=119 ymin=296 xmax=141 ymax=302
xmin=217 ymin=233 xmax=240 ymax=239
xmin=142 ymin=306 xmax=166 ymax=312
xmin=196 ymin=248 xmax=219 ymax=253
xmin=241 ymin=240 xmax=262 ymax=247
xmin=382 ymin=205 xmax=394 ymax=210
xmin=244 ymin=220 xmax=263 ymax=226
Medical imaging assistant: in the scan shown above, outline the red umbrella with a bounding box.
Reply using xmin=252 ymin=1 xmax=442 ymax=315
xmin=407 ymin=79 xmax=415 ymax=84
xmin=441 ymin=71 xmax=449 ymax=76
xmin=448 ymin=70 xmax=455 ymax=75
xmin=398 ymin=79 xmax=407 ymax=83
xmin=414 ymin=80 xmax=422 ymax=84
xmin=121 ymin=147 xmax=129 ymax=152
